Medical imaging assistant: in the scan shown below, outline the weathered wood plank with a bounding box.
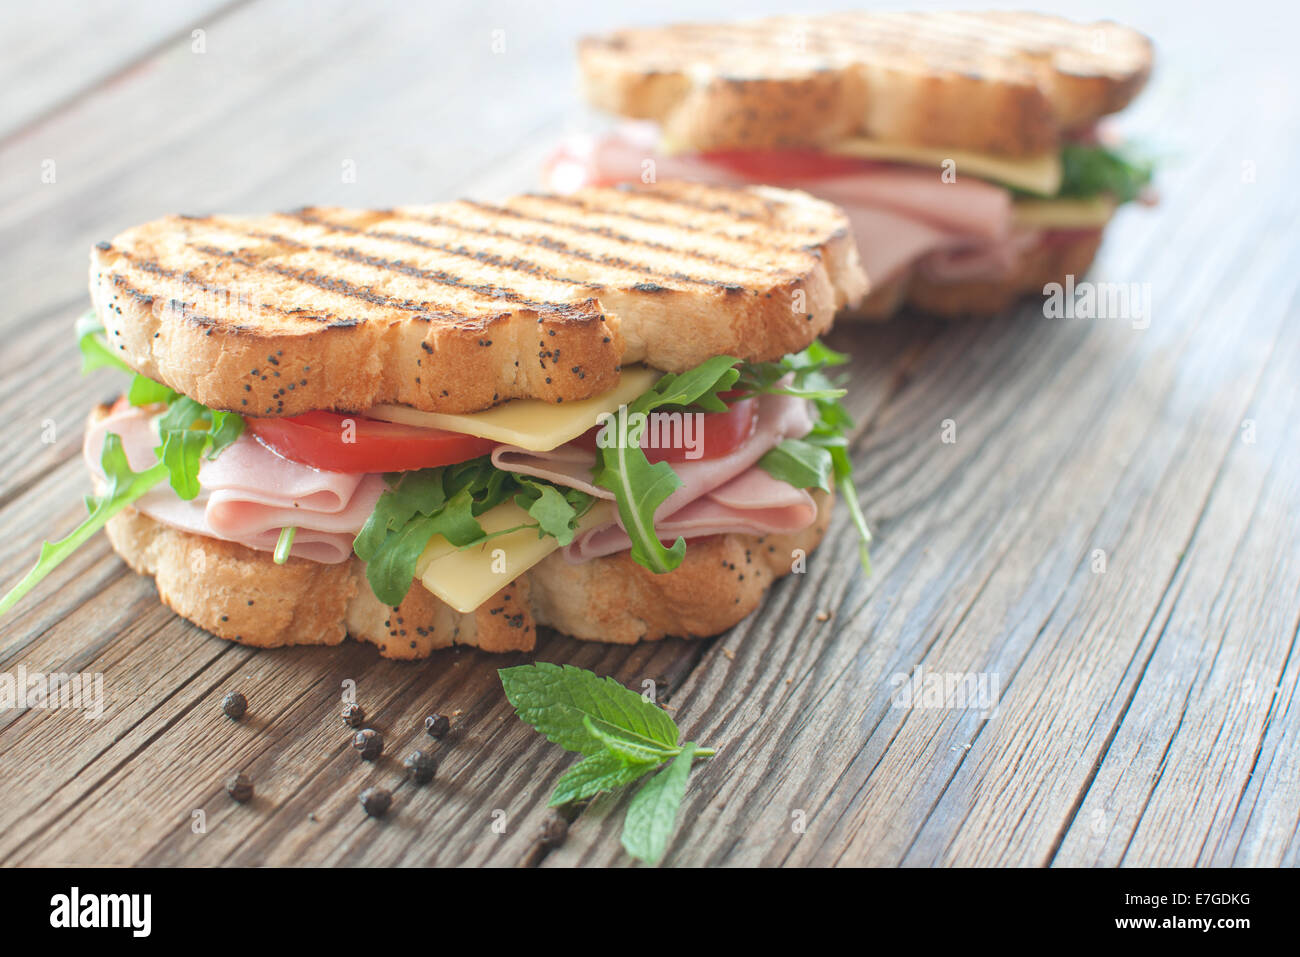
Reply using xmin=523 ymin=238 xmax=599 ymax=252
xmin=0 ymin=0 xmax=240 ymax=138
xmin=2 ymin=0 xmax=1299 ymax=868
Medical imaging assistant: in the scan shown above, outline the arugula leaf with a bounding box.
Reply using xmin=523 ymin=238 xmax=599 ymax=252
xmin=356 ymin=461 xmax=593 ymax=607
xmin=1 ymin=318 xmax=249 ymax=620
xmin=1058 ymin=143 xmax=1154 ymax=203
xmin=742 ymin=341 xmax=871 ymax=571
xmin=548 ymin=751 xmax=659 ymax=807
xmin=0 ymin=435 xmax=168 ymax=615
xmin=127 ymin=374 xmax=179 ymax=407
xmin=499 ymin=662 xmax=681 ymax=757
xmin=592 ymin=355 xmax=741 ymax=574
xmin=758 ymin=438 xmax=833 ymax=493
xmin=207 ymin=410 xmax=245 ymax=457
xmin=75 ymin=313 xmax=131 ymax=375
xmin=592 ymin=433 xmax=686 ymax=574
xmin=274 ymin=526 xmax=296 ymax=565
xmin=621 ymin=743 xmax=699 ymax=865
xmin=365 ymin=514 xmax=438 ymax=606
xmin=159 ymin=427 xmax=208 ymax=500
xmin=514 ymin=478 xmax=591 ymax=546
xmin=151 ymin=395 xmax=244 ymax=500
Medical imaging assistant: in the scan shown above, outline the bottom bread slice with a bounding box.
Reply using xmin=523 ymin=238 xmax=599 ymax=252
xmin=848 ymin=228 xmax=1106 ymax=321
xmin=103 ymin=489 xmax=831 ymax=658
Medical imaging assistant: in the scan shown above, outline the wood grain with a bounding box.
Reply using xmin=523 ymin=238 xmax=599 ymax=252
xmin=1 ymin=0 xmax=1298 ymax=867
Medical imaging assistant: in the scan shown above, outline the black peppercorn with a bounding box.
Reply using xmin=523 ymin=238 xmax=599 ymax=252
xmin=221 ymin=691 xmax=247 ymax=720
xmin=424 ymin=713 xmax=451 ymax=738
xmin=225 ymin=772 xmax=253 ymax=803
xmin=360 ymin=787 xmax=392 ymax=818
xmin=403 ymin=749 xmax=438 ymax=785
xmin=352 ymin=728 xmax=384 ymax=760
xmin=341 ymin=703 xmax=365 ymax=728
xmin=539 ymin=812 xmax=568 ymax=848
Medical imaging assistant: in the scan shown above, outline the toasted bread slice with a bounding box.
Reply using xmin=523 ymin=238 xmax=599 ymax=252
xmin=103 ymin=485 xmax=831 ymax=656
xmin=580 ymin=11 xmax=1152 ymax=156
xmin=90 ymin=183 xmax=866 ymax=416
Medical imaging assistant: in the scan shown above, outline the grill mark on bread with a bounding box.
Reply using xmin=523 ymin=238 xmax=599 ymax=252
xmin=450 ymin=200 xmax=775 ymax=289
xmin=221 ymin=223 xmax=601 ymax=322
xmin=111 ymin=248 xmax=334 ymax=324
xmin=522 ymin=192 xmax=816 ymax=247
xmin=403 ymin=207 xmax=744 ymax=292
xmin=287 ymin=209 xmax=608 ymax=294
xmin=543 ymin=193 xmax=825 ymax=248
xmin=190 ymin=239 xmax=486 ymax=324
xmin=90 ymin=183 xmax=865 ymax=416
xmin=302 ymin=242 xmax=603 ymax=321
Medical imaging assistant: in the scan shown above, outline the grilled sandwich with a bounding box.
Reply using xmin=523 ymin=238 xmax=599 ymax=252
xmin=548 ymin=10 xmax=1155 ymax=319
xmin=1 ymin=182 xmax=871 ymax=657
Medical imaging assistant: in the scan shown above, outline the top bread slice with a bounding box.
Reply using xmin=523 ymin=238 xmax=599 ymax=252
xmin=90 ymin=182 xmax=867 ymax=417
xmin=580 ymin=11 xmax=1153 ymax=157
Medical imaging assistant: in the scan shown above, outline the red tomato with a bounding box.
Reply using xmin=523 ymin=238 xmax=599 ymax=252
xmin=573 ymin=398 xmax=757 ymax=463
xmin=246 ymin=412 xmax=497 ymax=473
xmin=698 ymin=149 xmax=874 ymax=182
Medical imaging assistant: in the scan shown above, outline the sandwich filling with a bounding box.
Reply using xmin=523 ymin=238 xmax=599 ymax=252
xmin=544 ymin=122 xmax=1154 ymax=294
xmin=1 ymin=319 xmax=870 ymax=618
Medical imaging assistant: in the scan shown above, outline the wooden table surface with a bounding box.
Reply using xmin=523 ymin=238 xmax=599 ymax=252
xmin=1 ymin=0 xmax=1297 ymax=867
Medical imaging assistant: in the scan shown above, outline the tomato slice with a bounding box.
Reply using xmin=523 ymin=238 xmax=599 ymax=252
xmin=697 ymin=149 xmax=874 ymax=182
xmin=246 ymin=411 xmax=497 ymax=473
xmin=572 ymin=397 xmax=757 ymax=463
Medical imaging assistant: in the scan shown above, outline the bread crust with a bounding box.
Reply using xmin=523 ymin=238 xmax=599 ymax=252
xmin=89 ymin=183 xmax=866 ymax=416
xmin=847 ymin=228 xmax=1105 ymax=321
xmin=102 ymin=492 xmax=832 ymax=658
xmin=580 ymin=11 xmax=1152 ymax=157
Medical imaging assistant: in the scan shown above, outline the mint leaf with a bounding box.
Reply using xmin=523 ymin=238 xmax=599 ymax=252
xmin=621 ymin=743 xmax=699 ymax=865
xmin=0 ymin=435 xmax=168 ymax=615
xmin=758 ymin=437 xmax=833 ymax=492
xmin=582 ymin=715 xmax=680 ymax=765
xmin=549 ymin=751 xmax=659 ymax=807
xmin=499 ymin=662 xmax=679 ymax=756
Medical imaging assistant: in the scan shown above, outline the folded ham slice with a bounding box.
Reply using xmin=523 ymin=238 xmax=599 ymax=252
xmin=84 ymin=405 xmax=382 ymax=564
xmin=543 ymin=124 xmax=1034 ymax=288
xmin=492 ymin=391 xmax=819 ymax=561
xmin=85 ymin=389 xmax=822 ymax=571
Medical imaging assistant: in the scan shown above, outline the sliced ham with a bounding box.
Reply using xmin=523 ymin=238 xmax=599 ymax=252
xmin=84 ymin=389 xmax=822 ymax=571
xmin=492 ymin=391 xmax=819 ymax=561
xmin=543 ymin=125 xmax=1031 ymax=287
xmin=84 ymin=406 xmax=381 ymax=564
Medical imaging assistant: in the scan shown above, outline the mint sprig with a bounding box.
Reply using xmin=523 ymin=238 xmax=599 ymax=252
xmin=500 ymin=663 xmax=714 ymax=865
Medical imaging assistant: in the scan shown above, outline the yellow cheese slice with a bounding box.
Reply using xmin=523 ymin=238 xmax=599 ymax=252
xmin=416 ymin=501 xmax=615 ymax=613
xmin=830 ymin=137 xmax=1063 ymax=196
xmin=1012 ymin=196 xmax=1117 ymax=229
xmin=366 ymin=366 xmax=660 ymax=453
